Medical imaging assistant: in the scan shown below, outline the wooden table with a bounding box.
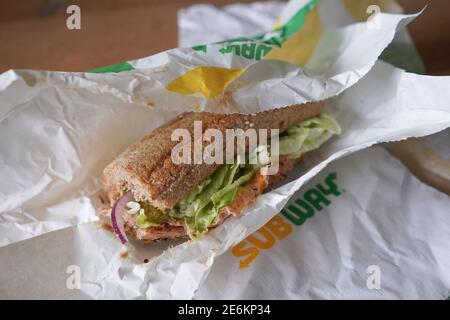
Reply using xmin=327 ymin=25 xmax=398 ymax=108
xmin=1 ymin=0 xmax=449 ymax=75
xmin=1 ymin=0 xmax=450 ymax=195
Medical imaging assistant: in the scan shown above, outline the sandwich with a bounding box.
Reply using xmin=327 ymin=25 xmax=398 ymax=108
xmin=97 ymin=102 xmax=341 ymax=243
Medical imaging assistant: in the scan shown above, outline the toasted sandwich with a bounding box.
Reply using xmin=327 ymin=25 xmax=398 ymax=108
xmin=98 ymin=102 xmax=341 ymax=243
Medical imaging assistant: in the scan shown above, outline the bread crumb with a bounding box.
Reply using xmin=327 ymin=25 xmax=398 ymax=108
xmin=101 ymin=223 xmax=113 ymax=233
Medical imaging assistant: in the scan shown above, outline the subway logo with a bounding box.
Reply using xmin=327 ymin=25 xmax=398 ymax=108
xmin=232 ymin=172 xmax=342 ymax=269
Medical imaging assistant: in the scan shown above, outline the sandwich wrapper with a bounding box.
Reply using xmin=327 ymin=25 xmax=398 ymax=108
xmin=0 ymin=0 xmax=449 ymax=299
xmin=185 ymin=0 xmax=450 ymax=300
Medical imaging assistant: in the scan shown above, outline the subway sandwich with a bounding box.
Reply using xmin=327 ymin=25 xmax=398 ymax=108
xmin=98 ymin=102 xmax=341 ymax=243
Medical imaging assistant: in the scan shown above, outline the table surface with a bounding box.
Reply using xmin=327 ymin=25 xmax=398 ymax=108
xmin=0 ymin=0 xmax=449 ymax=75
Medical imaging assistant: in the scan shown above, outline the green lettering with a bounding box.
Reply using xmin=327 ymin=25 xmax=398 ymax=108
xmin=220 ymin=44 xmax=241 ymax=55
xmin=192 ymin=45 xmax=207 ymax=53
xmin=317 ymin=172 xmax=341 ymax=197
xmin=304 ymin=188 xmax=330 ymax=211
xmin=219 ymin=46 xmax=231 ymax=54
xmin=241 ymin=44 xmax=256 ymax=59
xmin=294 ymin=199 xmax=315 ymax=218
xmin=281 ymin=202 xmax=313 ymax=225
xmin=256 ymin=45 xmax=272 ymax=60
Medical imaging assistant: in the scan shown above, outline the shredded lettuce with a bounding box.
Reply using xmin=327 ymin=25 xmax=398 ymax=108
xmin=171 ymin=163 xmax=260 ymax=239
xmin=279 ymin=113 xmax=341 ymax=158
xmin=135 ymin=113 xmax=341 ymax=240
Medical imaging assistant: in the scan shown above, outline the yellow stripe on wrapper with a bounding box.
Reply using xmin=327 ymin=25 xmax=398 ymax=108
xmin=265 ymin=6 xmax=322 ymax=67
xmin=272 ymin=18 xmax=282 ymax=30
xmin=341 ymin=0 xmax=403 ymax=22
xmin=166 ymin=66 xmax=244 ymax=99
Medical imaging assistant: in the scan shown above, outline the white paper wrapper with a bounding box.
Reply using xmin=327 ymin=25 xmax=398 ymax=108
xmin=1 ymin=0 xmax=449 ymax=299
xmin=178 ymin=1 xmax=285 ymax=47
xmin=185 ymin=0 xmax=450 ymax=300
xmin=195 ymin=145 xmax=450 ymax=300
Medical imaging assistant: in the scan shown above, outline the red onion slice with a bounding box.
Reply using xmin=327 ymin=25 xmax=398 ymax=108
xmin=111 ymin=191 xmax=133 ymax=244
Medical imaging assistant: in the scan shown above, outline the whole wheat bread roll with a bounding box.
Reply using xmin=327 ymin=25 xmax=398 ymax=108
xmin=102 ymin=102 xmax=324 ymax=210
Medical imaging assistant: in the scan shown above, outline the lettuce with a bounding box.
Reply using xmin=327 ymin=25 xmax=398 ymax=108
xmin=171 ymin=163 xmax=260 ymax=239
xmin=279 ymin=113 xmax=341 ymax=158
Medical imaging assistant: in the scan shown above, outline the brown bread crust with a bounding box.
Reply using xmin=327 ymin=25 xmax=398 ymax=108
xmin=102 ymin=102 xmax=324 ymax=210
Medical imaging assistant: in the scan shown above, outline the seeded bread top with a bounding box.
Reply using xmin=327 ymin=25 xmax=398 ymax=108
xmin=102 ymin=102 xmax=324 ymax=210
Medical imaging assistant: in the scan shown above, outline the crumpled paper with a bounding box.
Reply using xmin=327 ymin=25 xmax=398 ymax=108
xmin=185 ymin=0 xmax=450 ymax=300
xmin=195 ymin=145 xmax=450 ymax=299
xmin=0 ymin=1 xmax=449 ymax=299
xmin=0 ymin=0 xmax=419 ymax=248
xmin=73 ymin=58 xmax=450 ymax=299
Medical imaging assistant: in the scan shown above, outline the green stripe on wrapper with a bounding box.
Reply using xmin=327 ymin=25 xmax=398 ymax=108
xmin=88 ymin=62 xmax=134 ymax=74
